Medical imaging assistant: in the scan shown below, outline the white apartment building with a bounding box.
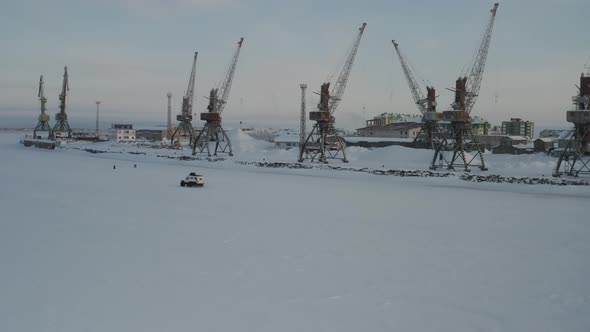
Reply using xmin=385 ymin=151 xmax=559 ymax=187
xmin=108 ymin=124 xmax=136 ymax=143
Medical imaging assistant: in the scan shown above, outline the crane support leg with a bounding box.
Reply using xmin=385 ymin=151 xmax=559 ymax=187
xmin=192 ymin=121 xmax=233 ymax=157
xmin=430 ymin=128 xmax=486 ymax=172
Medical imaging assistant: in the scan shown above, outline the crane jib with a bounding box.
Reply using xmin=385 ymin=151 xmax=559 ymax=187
xmin=328 ymin=23 xmax=366 ymax=115
xmin=464 ymin=3 xmax=499 ymax=114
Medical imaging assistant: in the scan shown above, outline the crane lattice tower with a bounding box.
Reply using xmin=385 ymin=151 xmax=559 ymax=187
xmin=431 ymin=3 xmax=499 ymax=172
xmin=192 ymin=38 xmax=244 ymax=157
xmin=34 ymin=75 xmax=52 ymax=139
xmin=299 ymin=23 xmax=367 ymax=163
xmin=170 ymin=52 xmax=198 ymax=145
xmin=553 ymin=72 xmax=590 ymax=177
xmin=52 ymin=66 xmax=72 ymax=138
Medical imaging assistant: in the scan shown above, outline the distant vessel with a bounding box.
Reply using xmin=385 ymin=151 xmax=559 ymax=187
xmin=20 ymin=135 xmax=58 ymax=150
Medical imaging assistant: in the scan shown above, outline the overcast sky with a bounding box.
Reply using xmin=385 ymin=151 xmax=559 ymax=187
xmin=1 ymin=0 xmax=589 ymax=129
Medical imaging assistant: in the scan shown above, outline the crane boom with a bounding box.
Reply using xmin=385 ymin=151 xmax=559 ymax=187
xmin=464 ymin=3 xmax=499 ymax=114
xmin=392 ymin=40 xmax=428 ymax=114
xmin=185 ymin=52 xmax=198 ymax=114
xmin=59 ymin=66 xmax=69 ymax=114
xmin=215 ymin=37 xmax=244 ymax=114
xmin=329 ymin=23 xmax=366 ymax=114
xmin=38 ymin=75 xmax=47 ymax=113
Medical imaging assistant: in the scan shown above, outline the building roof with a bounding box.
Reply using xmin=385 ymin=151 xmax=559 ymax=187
xmin=345 ymin=136 xmax=414 ymax=143
xmin=274 ymin=135 xmax=300 ymax=143
xmin=535 ymin=138 xmax=555 ymax=143
xmin=136 ymin=126 xmax=169 ymax=131
xmin=356 ymin=122 xmax=422 ymax=131
xmin=505 ymin=135 xmax=528 ymax=141
xmin=513 ymin=143 xmax=534 ymax=149
xmin=471 ymin=116 xmax=490 ymax=125
xmin=136 ymin=128 xmax=167 ymax=132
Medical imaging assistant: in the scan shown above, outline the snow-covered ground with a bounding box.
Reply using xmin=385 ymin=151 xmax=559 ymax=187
xmin=1 ymin=130 xmax=589 ymax=332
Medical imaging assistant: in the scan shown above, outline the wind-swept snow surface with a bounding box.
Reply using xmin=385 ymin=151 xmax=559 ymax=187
xmin=1 ymin=132 xmax=589 ymax=332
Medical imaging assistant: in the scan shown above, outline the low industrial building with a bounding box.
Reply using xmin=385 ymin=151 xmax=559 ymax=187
xmin=274 ymin=135 xmax=300 ymax=149
xmin=108 ymin=124 xmax=136 ymax=143
xmin=136 ymin=128 xmax=169 ymax=141
xmin=492 ymin=136 xmax=533 ymax=154
xmin=534 ymin=138 xmax=556 ymax=152
xmin=472 ymin=134 xmax=506 ymax=150
xmin=356 ymin=122 xmax=422 ymax=138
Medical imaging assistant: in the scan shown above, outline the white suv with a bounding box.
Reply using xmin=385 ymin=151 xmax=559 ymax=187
xmin=181 ymin=172 xmax=205 ymax=187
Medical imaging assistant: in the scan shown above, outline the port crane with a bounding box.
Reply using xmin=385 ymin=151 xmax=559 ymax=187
xmin=299 ymin=23 xmax=367 ymax=163
xmin=192 ymin=38 xmax=244 ymax=156
xmin=53 ymin=66 xmax=72 ymax=138
xmin=34 ymin=75 xmax=52 ymax=139
xmin=431 ymin=3 xmax=499 ymax=171
xmin=392 ymin=40 xmax=439 ymax=148
xmin=553 ymin=70 xmax=590 ymax=177
xmin=171 ymin=52 xmax=198 ymax=145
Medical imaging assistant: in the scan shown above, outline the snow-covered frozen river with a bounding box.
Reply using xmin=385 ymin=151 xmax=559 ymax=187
xmin=1 ymin=131 xmax=589 ymax=332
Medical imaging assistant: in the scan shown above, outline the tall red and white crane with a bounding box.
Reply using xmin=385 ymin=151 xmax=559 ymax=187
xmin=53 ymin=66 xmax=72 ymax=138
xmin=431 ymin=3 xmax=499 ymax=172
xmin=299 ymin=23 xmax=367 ymax=163
xmin=171 ymin=52 xmax=198 ymax=145
xmin=392 ymin=40 xmax=439 ymax=147
xmin=192 ymin=38 xmax=244 ymax=156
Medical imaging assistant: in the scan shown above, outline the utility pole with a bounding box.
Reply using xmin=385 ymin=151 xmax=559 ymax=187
xmin=167 ymin=92 xmax=172 ymax=139
xmin=299 ymin=84 xmax=307 ymax=157
xmin=95 ymin=101 xmax=101 ymax=136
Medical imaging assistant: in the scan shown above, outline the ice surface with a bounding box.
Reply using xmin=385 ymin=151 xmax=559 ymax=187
xmin=1 ymin=131 xmax=589 ymax=332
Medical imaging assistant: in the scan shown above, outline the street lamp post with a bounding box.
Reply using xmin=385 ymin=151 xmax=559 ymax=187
xmin=95 ymin=101 xmax=101 ymax=137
